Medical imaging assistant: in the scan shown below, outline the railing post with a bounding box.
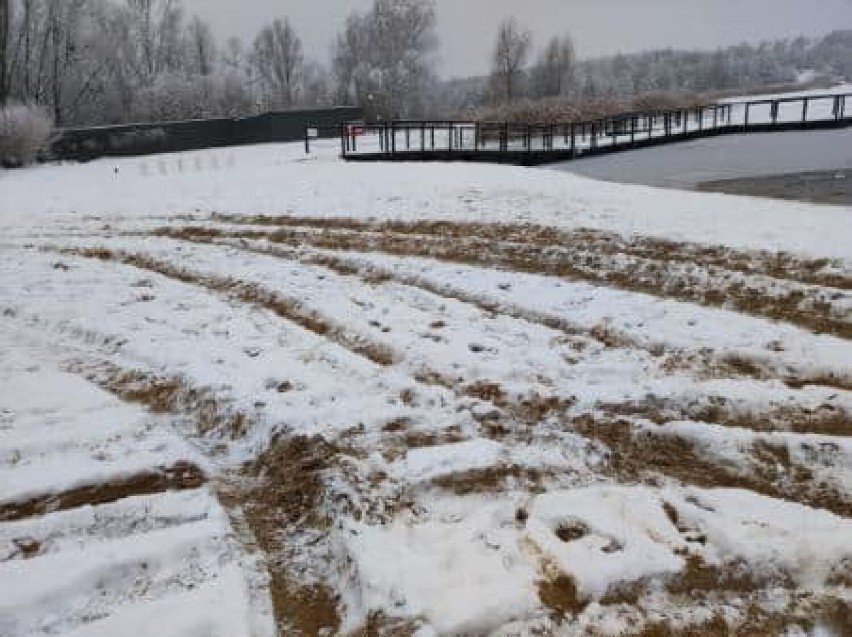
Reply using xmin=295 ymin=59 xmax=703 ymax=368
xmin=340 ymin=124 xmax=346 ymax=156
xmin=802 ymin=98 xmax=808 ymax=123
xmin=570 ymin=122 xmax=576 ymax=155
xmin=744 ymin=103 xmax=750 ymax=129
xmin=630 ymin=116 xmax=636 ymax=144
xmin=475 ymin=123 xmax=480 ymax=151
xmin=421 ymin=123 xmax=425 ymax=151
xmin=390 ymin=123 xmax=395 ymax=154
xmin=771 ymin=101 xmax=778 ymax=125
xmin=405 ymin=126 xmax=410 ymax=150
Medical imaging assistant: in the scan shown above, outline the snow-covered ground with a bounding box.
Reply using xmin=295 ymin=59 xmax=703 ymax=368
xmin=1 ymin=138 xmax=851 ymax=636
xmin=0 ymin=324 xmax=274 ymax=637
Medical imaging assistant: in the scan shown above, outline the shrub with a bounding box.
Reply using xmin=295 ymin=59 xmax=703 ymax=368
xmin=469 ymin=92 xmax=711 ymax=124
xmin=108 ymin=128 xmax=167 ymax=154
xmin=0 ymin=103 xmax=54 ymax=167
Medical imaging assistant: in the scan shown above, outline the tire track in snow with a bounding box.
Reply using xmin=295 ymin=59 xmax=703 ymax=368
xmin=43 ymin=243 xmax=852 ymax=510
xmin=198 ymin=236 xmax=846 ymax=387
xmin=165 ymin=235 xmax=852 ymax=439
xmin=571 ymin=414 xmax=852 ymax=519
xmin=209 ymin=214 xmax=852 ymax=292
xmin=160 ymin=220 xmax=852 ymax=341
xmin=18 ymin=231 xmax=852 ymax=632
xmin=0 ymin=324 xmax=269 ymax=637
xmin=60 ymin=247 xmax=399 ymax=367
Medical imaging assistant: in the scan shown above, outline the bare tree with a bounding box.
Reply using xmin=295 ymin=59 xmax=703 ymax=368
xmin=251 ymin=17 xmax=302 ymax=109
xmin=222 ymin=36 xmax=243 ymax=73
xmin=0 ymin=0 xmax=9 ymax=104
xmin=333 ymin=0 xmax=437 ymax=118
xmin=107 ymin=0 xmax=186 ymax=119
xmin=531 ymin=34 xmax=575 ymax=99
xmin=186 ymin=15 xmax=215 ymax=76
xmin=370 ymin=0 xmax=437 ymax=117
xmin=38 ymin=0 xmax=116 ymax=125
xmin=331 ymin=12 xmax=367 ymax=106
xmin=492 ymin=17 xmax=531 ymax=103
xmin=300 ymin=60 xmax=331 ymax=107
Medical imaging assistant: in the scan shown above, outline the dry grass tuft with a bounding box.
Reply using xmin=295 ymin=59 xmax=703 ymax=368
xmin=66 ymin=246 xmax=399 ymax=367
xmin=621 ymin=598 xmax=852 ymax=637
xmin=538 ymin=571 xmax=586 ymax=617
xmin=236 ymin=434 xmax=343 ymax=636
xmin=666 ymin=556 xmax=788 ymax=596
xmin=0 ymin=461 xmax=204 ymax=523
xmin=432 ymin=465 xmax=544 ymax=495
xmin=73 ymin=362 xmax=250 ymax=438
xmin=572 ymin=415 xmax=852 ymax=517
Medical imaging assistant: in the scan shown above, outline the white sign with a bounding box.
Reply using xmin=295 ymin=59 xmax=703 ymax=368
xmin=307 ymin=128 xmax=319 ymax=139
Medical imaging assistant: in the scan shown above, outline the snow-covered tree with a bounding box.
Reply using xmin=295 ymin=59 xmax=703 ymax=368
xmin=331 ymin=12 xmax=367 ymax=106
xmin=0 ymin=0 xmax=9 ymax=104
xmin=332 ymin=0 xmax=438 ymax=118
xmin=530 ymin=34 xmax=575 ymax=99
xmin=186 ymin=15 xmax=215 ymax=77
xmin=491 ymin=17 xmax=531 ymax=103
xmin=251 ymin=17 xmax=303 ymax=109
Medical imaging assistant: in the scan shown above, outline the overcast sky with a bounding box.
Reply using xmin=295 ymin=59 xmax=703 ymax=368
xmin=182 ymin=0 xmax=852 ymax=78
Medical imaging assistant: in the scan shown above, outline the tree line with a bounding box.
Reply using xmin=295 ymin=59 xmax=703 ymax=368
xmin=0 ymin=0 xmax=850 ymax=128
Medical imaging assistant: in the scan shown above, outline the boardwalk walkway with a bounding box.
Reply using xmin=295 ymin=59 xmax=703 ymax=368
xmin=339 ymin=92 xmax=851 ymax=166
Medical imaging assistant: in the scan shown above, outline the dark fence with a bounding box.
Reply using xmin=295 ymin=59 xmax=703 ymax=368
xmin=341 ymin=93 xmax=851 ymax=166
xmin=51 ymin=107 xmax=363 ymax=162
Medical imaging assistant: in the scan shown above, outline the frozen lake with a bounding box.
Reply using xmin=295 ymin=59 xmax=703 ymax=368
xmin=552 ymin=128 xmax=852 ymax=190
